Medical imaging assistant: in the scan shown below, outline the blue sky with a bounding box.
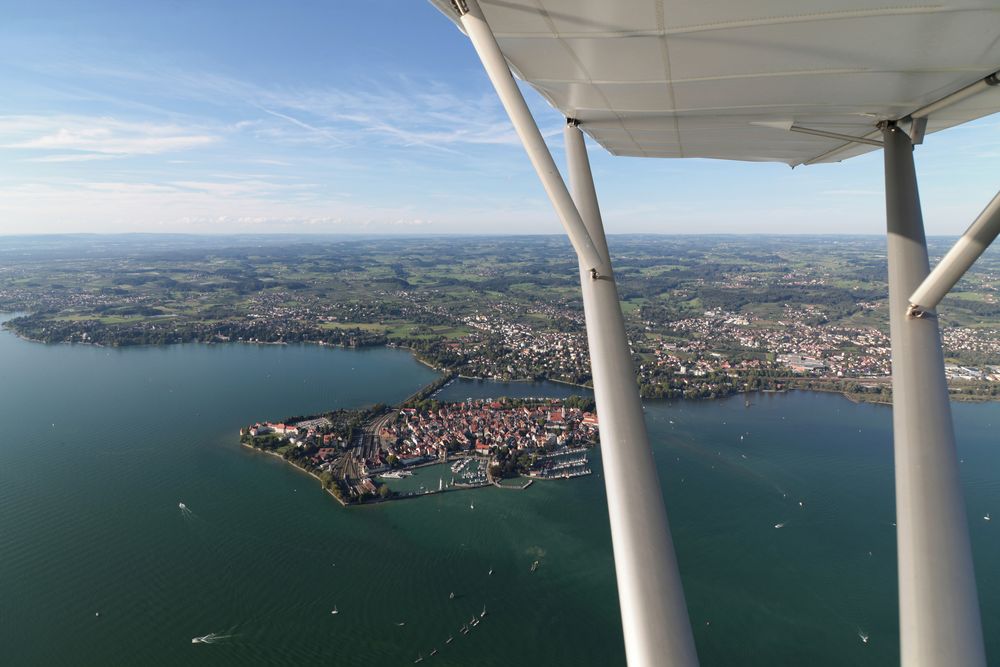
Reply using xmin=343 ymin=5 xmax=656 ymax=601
xmin=0 ymin=0 xmax=997 ymax=236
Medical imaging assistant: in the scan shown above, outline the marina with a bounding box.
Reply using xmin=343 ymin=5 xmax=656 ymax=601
xmin=375 ymin=462 xmax=490 ymax=499
xmin=527 ymin=448 xmax=592 ymax=480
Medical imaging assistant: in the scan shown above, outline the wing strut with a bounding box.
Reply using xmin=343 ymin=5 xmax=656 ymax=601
xmin=881 ymin=121 xmax=986 ymax=667
xmin=447 ymin=0 xmax=606 ymax=275
xmin=907 ymin=190 xmax=1000 ymax=316
xmin=449 ymin=1 xmax=699 ymax=665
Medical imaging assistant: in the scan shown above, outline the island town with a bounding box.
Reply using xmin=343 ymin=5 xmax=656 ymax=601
xmin=240 ymin=383 xmax=598 ymax=506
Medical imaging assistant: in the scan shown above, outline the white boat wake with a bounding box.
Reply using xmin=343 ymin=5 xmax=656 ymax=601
xmin=192 ymin=632 xmax=233 ymax=644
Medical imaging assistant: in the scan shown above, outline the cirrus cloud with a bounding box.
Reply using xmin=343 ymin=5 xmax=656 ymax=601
xmin=0 ymin=115 xmax=219 ymax=157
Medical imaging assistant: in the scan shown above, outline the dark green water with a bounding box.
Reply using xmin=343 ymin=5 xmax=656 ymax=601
xmin=1 ymin=319 xmax=998 ymax=666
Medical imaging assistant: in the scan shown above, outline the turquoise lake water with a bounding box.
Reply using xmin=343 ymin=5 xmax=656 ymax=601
xmin=0 ymin=317 xmax=997 ymax=665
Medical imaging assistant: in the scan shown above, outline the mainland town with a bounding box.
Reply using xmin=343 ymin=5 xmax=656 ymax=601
xmin=5 ymin=235 xmax=1000 ymax=408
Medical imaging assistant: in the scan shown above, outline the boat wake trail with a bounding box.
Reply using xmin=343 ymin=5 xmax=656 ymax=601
xmin=192 ymin=630 xmax=236 ymax=645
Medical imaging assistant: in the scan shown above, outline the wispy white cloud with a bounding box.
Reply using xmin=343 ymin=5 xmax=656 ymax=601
xmin=30 ymin=62 xmax=537 ymax=153
xmin=820 ymin=189 xmax=882 ymax=196
xmin=85 ymin=182 xmax=178 ymax=194
xmin=251 ymin=80 xmax=528 ymax=151
xmin=25 ymin=153 xmax=117 ymax=163
xmin=0 ymin=115 xmax=218 ymax=156
xmin=5 ymin=51 xmax=997 ymax=236
xmin=253 ymin=105 xmax=346 ymax=146
xmin=0 ymin=179 xmax=483 ymax=234
xmin=168 ymin=179 xmax=318 ymax=197
xmin=250 ymin=158 xmax=293 ymax=166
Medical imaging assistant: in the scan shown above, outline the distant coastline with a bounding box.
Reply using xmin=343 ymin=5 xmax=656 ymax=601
xmin=1 ymin=312 xmax=997 ymax=404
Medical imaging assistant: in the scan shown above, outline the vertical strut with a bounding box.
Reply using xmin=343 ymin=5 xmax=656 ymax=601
xmin=882 ymin=123 xmax=985 ymax=667
xmin=449 ymin=0 xmax=698 ymax=663
xmin=566 ymin=121 xmax=699 ymax=667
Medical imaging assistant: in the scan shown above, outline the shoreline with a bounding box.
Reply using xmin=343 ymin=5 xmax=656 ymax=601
xmin=3 ymin=315 xmax=999 ymax=404
xmin=240 ymin=441 xmax=349 ymax=507
xmin=240 ymin=441 xmax=500 ymax=508
xmin=389 ymin=344 xmax=440 ymax=372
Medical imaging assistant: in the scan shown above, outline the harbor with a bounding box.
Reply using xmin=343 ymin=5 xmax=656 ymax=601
xmin=374 ymin=460 xmax=492 ymax=499
xmin=527 ymin=447 xmax=593 ymax=480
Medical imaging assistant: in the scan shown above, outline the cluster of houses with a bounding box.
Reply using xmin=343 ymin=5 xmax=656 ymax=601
xmin=378 ymin=400 xmax=598 ymax=466
xmin=660 ymin=305 xmax=894 ymax=379
xmin=451 ymin=313 xmax=591 ymax=383
xmin=244 ymin=417 xmax=347 ymax=466
xmin=944 ymin=364 xmax=1000 ymax=382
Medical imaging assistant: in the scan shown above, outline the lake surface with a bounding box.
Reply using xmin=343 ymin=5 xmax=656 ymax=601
xmin=1 ymin=317 xmax=998 ymax=666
